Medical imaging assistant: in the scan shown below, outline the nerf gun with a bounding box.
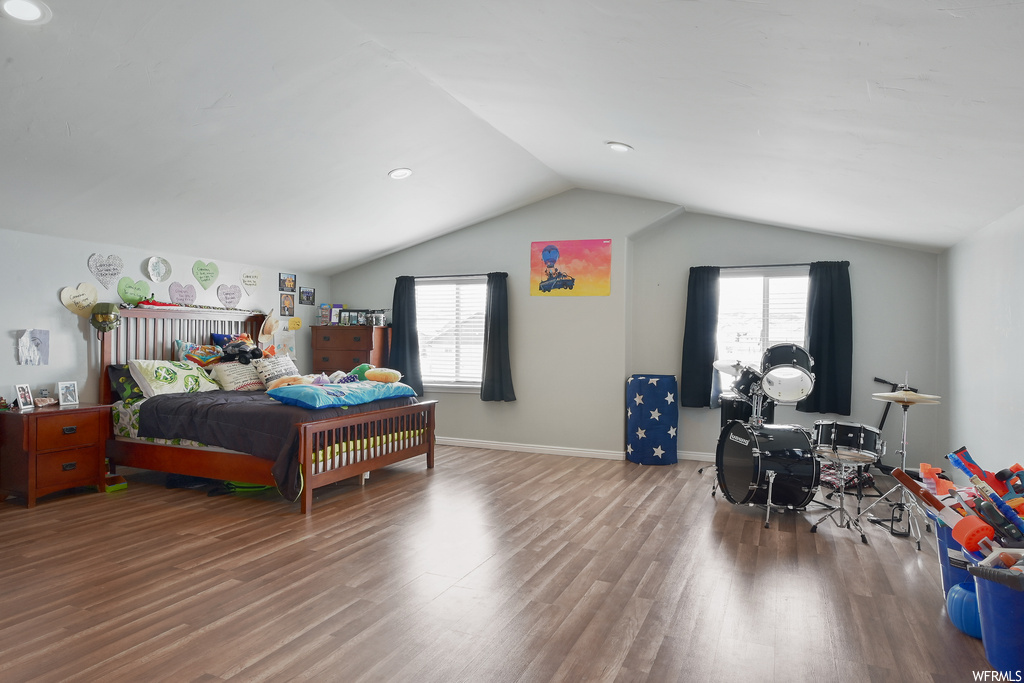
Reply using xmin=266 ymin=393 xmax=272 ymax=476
xmin=891 ymin=468 xmax=998 ymax=555
xmin=947 ymin=447 xmax=1009 ymax=497
xmin=919 ymin=462 xmax=956 ymax=496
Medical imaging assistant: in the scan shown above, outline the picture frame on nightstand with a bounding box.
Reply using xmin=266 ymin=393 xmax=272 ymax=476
xmin=14 ymin=383 xmax=32 ymax=410
xmin=58 ymin=381 xmax=79 ymax=406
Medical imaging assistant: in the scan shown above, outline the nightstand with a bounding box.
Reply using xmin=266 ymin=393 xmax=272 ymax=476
xmin=0 ymin=403 xmax=111 ymax=507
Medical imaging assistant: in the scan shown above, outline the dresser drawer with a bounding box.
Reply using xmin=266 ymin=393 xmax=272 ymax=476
xmin=35 ymin=412 xmax=100 ymax=453
xmin=314 ymin=327 xmax=373 ymax=350
xmin=36 ymin=448 xmax=103 ymax=489
xmin=313 ymin=349 xmax=371 ymax=373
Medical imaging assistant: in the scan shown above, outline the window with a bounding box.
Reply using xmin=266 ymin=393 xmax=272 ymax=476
xmin=415 ymin=276 xmax=487 ymax=388
xmin=716 ymin=266 xmax=809 ymax=375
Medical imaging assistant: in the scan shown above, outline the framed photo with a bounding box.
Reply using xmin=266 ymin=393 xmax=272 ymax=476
xmin=280 ymin=293 xmax=295 ymax=317
xmin=278 ymin=273 xmax=296 ymax=292
xmin=299 ymin=287 xmax=315 ymax=305
xmin=14 ymin=383 xmax=32 ymax=410
xmin=58 ymin=381 xmax=79 ymax=406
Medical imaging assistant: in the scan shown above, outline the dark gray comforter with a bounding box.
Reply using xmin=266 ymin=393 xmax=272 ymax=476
xmin=137 ymin=390 xmax=419 ymax=500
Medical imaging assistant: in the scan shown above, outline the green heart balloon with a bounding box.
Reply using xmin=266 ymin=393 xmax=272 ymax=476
xmin=193 ymin=260 xmax=219 ymax=290
xmin=117 ymin=277 xmax=150 ymax=305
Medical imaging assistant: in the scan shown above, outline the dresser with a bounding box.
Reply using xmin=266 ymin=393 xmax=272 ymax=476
xmin=311 ymin=326 xmax=390 ymax=375
xmin=0 ymin=403 xmax=111 ymax=507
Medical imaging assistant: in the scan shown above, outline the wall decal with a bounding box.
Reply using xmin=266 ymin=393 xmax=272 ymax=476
xmin=169 ymin=281 xmax=197 ymax=305
xmin=88 ymin=253 xmax=124 ymax=290
xmin=146 ymin=256 xmax=172 ymax=283
xmin=217 ymin=284 xmax=242 ymax=309
xmin=192 ymin=261 xmax=219 ymax=290
xmin=117 ymin=277 xmax=150 ymax=305
xmin=18 ymin=329 xmax=49 ymax=366
xmin=241 ymin=269 xmax=261 ymax=295
xmin=60 ymin=282 xmax=99 ymax=317
xmin=279 ymin=273 xmax=296 ymax=292
xmin=530 ymin=239 xmax=612 ymax=297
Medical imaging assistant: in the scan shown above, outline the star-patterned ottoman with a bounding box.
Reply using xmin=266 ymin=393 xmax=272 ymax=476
xmin=625 ymin=374 xmax=678 ymax=465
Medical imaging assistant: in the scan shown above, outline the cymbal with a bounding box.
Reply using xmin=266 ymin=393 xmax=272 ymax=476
xmin=871 ymin=390 xmax=940 ymax=405
xmin=713 ymin=359 xmax=746 ymax=376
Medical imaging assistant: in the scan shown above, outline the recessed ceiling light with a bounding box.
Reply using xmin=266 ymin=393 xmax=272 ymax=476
xmin=388 ymin=168 xmax=413 ymax=180
xmin=1 ymin=0 xmax=52 ymax=24
xmin=606 ymin=141 xmax=634 ymax=153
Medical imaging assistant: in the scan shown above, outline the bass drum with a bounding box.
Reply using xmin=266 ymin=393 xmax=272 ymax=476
xmin=716 ymin=421 xmax=819 ymax=509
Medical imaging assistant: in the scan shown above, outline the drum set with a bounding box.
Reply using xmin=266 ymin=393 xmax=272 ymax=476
xmin=709 ymin=344 xmax=916 ymax=541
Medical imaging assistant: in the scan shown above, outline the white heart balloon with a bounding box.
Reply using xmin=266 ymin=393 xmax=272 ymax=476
xmin=60 ymin=283 xmax=99 ymax=318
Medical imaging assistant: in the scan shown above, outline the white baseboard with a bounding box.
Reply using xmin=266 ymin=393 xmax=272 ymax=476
xmin=436 ymin=436 xmax=623 ymax=461
xmin=436 ymin=436 xmax=717 ymax=464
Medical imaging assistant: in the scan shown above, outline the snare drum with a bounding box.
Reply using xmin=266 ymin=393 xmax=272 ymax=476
xmin=812 ymin=421 xmax=885 ymax=464
xmin=761 ymin=344 xmax=815 ymax=403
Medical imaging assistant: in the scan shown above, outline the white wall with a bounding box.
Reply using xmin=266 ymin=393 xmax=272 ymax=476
xmin=629 ymin=213 xmax=946 ymax=464
xmin=0 ymin=228 xmax=328 ymax=405
xmin=945 ymin=205 xmax=1024 ymax=474
xmin=331 ymin=189 xmax=947 ymax=466
xmin=329 ymin=189 xmax=680 ymax=456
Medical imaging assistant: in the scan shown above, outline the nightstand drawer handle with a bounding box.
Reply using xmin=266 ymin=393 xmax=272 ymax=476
xmin=353 ymin=336 xmax=361 ymax=342
xmin=62 ymin=426 xmax=77 ymax=435
xmin=61 ymin=462 xmax=77 ymax=472
xmin=322 ymin=356 xmax=330 ymax=362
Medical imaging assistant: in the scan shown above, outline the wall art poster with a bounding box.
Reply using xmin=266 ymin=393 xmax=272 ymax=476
xmin=530 ymin=239 xmax=612 ymax=296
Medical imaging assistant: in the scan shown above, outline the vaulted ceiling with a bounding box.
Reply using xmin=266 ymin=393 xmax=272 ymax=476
xmin=3 ymin=1 xmax=1023 ymax=274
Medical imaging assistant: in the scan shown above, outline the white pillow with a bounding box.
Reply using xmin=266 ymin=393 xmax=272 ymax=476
xmin=127 ymin=359 xmax=220 ymax=398
xmin=253 ymin=356 xmax=300 ymax=385
xmin=209 ymin=361 xmax=265 ymax=391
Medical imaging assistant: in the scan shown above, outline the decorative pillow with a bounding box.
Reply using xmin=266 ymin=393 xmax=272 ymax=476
xmin=107 ymin=364 xmax=144 ymax=401
xmin=209 ymin=361 xmax=264 ymax=391
xmin=253 ymin=356 xmax=300 ymax=385
xmin=364 ymin=368 xmax=402 ymax=383
xmin=211 ymin=332 xmax=234 ymax=348
xmin=173 ymin=339 xmax=223 ymax=367
xmin=128 ymin=359 xmax=220 ymax=398
xmin=267 ymin=381 xmax=416 ymax=409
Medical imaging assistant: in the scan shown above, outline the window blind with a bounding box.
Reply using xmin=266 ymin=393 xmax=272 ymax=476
xmin=415 ymin=277 xmax=487 ymax=385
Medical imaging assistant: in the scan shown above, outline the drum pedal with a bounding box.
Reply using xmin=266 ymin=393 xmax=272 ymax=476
xmin=867 ymin=506 xmax=911 ymax=537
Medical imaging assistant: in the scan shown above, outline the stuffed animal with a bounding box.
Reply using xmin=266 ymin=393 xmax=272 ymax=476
xmin=221 ymin=334 xmax=264 ymax=365
xmin=350 ymin=363 xmax=374 ymax=381
xmin=267 ymin=374 xmax=312 ymax=390
xmin=364 ymin=368 xmax=402 ymax=383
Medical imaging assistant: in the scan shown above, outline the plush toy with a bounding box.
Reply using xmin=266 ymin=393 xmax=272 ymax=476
xmin=350 ymin=363 xmax=374 ymax=381
xmin=364 ymin=368 xmax=402 ymax=383
xmin=267 ymin=374 xmax=312 ymax=390
xmin=221 ymin=334 xmax=264 ymax=365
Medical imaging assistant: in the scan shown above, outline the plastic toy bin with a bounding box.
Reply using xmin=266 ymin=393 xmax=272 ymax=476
xmin=968 ymin=553 xmax=1024 ymax=674
xmin=927 ymin=511 xmax=971 ymax=598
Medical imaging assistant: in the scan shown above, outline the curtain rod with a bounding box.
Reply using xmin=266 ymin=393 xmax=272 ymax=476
xmin=718 ymin=262 xmax=811 ymax=270
xmin=412 ymin=273 xmax=492 ymax=279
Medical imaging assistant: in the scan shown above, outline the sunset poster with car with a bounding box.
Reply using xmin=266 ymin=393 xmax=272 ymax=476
xmin=530 ymin=239 xmax=612 ymax=296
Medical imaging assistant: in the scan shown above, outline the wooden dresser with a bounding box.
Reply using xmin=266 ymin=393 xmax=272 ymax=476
xmin=0 ymin=403 xmax=110 ymax=507
xmin=311 ymin=326 xmax=390 ymax=375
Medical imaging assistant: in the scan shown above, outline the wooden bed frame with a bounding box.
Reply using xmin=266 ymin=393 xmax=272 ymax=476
xmin=99 ymin=306 xmax=436 ymax=514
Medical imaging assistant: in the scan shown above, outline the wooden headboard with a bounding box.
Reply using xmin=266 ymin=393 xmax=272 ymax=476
xmin=99 ymin=307 xmax=265 ymax=404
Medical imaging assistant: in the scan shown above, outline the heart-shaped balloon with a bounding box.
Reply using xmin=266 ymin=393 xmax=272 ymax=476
xmin=60 ymin=282 xmax=99 ymax=317
xmin=193 ymin=261 xmax=219 ymax=290
xmin=169 ymin=281 xmax=197 ymax=305
xmin=88 ymin=253 xmax=124 ymax=290
xmin=117 ymin=277 xmax=150 ymax=305
xmin=240 ymin=269 xmax=261 ymax=295
xmin=217 ymin=284 xmax=242 ymax=309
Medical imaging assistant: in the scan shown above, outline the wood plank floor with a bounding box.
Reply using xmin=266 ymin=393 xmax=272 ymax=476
xmin=0 ymin=446 xmax=991 ymax=682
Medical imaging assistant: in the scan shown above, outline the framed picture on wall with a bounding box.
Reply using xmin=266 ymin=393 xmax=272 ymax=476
xmin=280 ymin=293 xmax=295 ymax=317
xmin=299 ymin=287 xmax=315 ymax=305
xmin=278 ymin=273 xmax=296 ymax=292
xmin=58 ymin=381 xmax=79 ymax=406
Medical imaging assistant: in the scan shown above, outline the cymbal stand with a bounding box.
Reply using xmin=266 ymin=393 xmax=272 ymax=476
xmin=857 ymin=403 xmax=924 ymax=550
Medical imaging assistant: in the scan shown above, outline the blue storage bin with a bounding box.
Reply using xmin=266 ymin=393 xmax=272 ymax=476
xmin=968 ymin=554 xmax=1024 ymax=674
xmin=928 ymin=511 xmax=972 ymax=598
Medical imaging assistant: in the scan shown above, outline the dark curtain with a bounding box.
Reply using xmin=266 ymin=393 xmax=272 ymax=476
xmin=481 ymin=272 xmax=516 ymax=401
xmin=797 ymin=261 xmax=853 ymax=415
xmin=679 ymin=266 xmax=721 ymax=407
xmin=390 ymin=276 xmax=423 ymax=395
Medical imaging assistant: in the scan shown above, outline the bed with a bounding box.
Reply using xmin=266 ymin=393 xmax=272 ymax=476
xmin=99 ymin=306 xmax=436 ymax=514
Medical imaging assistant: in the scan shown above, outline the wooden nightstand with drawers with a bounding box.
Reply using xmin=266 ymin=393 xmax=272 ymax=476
xmin=311 ymin=325 xmax=389 ymax=375
xmin=0 ymin=403 xmax=111 ymax=507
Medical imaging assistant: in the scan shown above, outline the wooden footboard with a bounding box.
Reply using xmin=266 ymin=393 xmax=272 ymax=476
xmin=297 ymin=400 xmax=437 ymax=514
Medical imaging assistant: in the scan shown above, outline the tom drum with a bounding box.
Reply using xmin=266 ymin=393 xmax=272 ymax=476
xmin=760 ymin=343 xmax=815 ymax=403
xmin=716 ymin=421 xmax=820 ymax=509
